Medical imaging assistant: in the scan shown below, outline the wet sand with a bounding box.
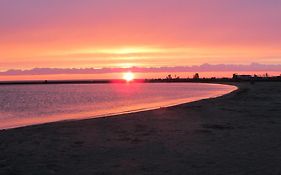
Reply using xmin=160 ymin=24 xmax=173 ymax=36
xmin=0 ymin=82 xmax=281 ymax=175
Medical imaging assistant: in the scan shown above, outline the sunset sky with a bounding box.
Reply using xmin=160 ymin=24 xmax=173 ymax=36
xmin=0 ymin=0 xmax=281 ymax=73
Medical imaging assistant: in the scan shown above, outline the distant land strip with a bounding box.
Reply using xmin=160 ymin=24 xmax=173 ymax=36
xmin=1 ymin=76 xmax=281 ymax=85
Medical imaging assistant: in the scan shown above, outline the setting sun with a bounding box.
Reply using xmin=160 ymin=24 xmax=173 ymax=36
xmin=123 ymin=72 xmax=135 ymax=82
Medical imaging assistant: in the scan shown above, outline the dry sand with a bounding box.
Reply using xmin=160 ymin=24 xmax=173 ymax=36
xmin=0 ymin=82 xmax=281 ymax=175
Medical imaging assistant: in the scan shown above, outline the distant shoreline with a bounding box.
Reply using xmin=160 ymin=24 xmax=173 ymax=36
xmin=0 ymin=76 xmax=280 ymax=85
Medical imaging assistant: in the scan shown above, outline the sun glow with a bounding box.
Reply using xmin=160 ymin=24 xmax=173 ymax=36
xmin=123 ymin=72 xmax=135 ymax=82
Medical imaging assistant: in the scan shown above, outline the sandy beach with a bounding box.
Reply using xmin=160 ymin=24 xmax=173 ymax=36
xmin=0 ymin=82 xmax=281 ymax=175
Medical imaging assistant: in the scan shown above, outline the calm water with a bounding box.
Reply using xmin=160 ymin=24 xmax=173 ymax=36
xmin=0 ymin=83 xmax=236 ymax=129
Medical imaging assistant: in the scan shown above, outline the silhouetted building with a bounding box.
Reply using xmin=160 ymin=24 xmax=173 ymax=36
xmin=233 ymin=74 xmax=252 ymax=80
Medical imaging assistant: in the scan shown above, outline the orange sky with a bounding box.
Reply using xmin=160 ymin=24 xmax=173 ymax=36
xmin=0 ymin=0 xmax=281 ymax=72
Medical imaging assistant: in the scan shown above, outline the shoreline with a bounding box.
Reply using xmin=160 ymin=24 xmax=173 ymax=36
xmin=1 ymin=82 xmax=281 ymax=174
xmin=0 ymin=83 xmax=237 ymax=131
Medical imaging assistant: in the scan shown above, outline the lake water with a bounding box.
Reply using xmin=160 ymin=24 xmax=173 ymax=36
xmin=0 ymin=83 xmax=236 ymax=129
